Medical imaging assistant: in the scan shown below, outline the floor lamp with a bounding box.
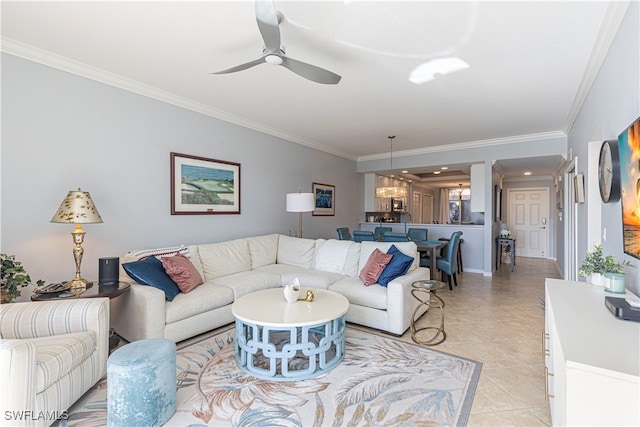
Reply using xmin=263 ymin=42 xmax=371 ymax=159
xmin=286 ymin=190 xmax=315 ymax=238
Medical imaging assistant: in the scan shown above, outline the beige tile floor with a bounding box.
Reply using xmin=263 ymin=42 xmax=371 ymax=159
xmin=400 ymin=256 xmax=561 ymax=426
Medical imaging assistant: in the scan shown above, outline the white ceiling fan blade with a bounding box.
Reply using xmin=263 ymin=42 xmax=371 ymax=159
xmin=255 ymin=0 xmax=280 ymax=53
xmin=281 ymin=56 xmax=341 ymax=85
xmin=211 ymin=57 xmax=266 ymax=75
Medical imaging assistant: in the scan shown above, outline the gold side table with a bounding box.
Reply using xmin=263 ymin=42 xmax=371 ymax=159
xmin=411 ymin=280 xmax=447 ymax=346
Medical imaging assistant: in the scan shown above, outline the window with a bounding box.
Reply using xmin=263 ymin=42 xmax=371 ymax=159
xmin=448 ymin=188 xmax=484 ymax=224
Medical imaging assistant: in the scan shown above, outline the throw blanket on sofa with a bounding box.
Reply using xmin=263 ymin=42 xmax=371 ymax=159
xmin=314 ymin=240 xmax=351 ymax=273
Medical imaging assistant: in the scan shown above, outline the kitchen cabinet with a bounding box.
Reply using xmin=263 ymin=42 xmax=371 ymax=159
xmin=544 ymin=278 xmax=639 ymax=426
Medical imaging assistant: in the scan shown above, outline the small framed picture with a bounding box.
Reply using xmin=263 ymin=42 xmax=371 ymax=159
xmin=171 ymin=152 xmax=240 ymax=215
xmin=312 ymin=183 xmax=335 ymax=216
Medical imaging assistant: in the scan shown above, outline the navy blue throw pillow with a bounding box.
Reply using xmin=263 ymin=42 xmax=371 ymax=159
xmin=377 ymin=245 xmax=414 ymax=287
xmin=123 ymin=256 xmax=181 ymax=301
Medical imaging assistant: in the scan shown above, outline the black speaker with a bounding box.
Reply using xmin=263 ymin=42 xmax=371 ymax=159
xmin=98 ymin=257 xmax=119 ymax=285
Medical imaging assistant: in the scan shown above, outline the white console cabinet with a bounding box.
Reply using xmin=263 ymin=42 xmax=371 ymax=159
xmin=544 ymin=278 xmax=639 ymax=426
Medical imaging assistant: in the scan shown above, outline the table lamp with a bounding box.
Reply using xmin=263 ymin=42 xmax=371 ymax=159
xmin=286 ymin=189 xmax=314 ymax=238
xmin=51 ymin=188 xmax=103 ymax=289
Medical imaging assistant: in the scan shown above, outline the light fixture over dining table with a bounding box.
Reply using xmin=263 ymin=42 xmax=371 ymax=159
xmin=375 ymin=136 xmax=408 ymax=199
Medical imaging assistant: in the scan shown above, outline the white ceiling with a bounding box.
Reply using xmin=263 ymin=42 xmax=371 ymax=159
xmin=1 ymin=0 xmax=628 ymax=179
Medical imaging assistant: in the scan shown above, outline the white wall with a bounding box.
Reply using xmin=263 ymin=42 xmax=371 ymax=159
xmin=1 ymin=54 xmax=362 ymax=292
xmin=566 ymin=2 xmax=640 ymax=296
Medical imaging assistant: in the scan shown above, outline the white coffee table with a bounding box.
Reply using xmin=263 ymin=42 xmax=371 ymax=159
xmin=232 ymin=288 xmax=349 ymax=381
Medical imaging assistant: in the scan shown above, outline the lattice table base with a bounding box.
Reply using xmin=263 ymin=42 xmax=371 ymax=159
xmin=235 ymin=315 xmax=345 ymax=381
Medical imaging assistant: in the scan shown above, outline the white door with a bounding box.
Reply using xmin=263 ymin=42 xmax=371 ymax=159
xmin=422 ymin=193 xmax=433 ymax=224
xmin=412 ymin=191 xmax=422 ymax=223
xmin=507 ymin=188 xmax=549 ymax=258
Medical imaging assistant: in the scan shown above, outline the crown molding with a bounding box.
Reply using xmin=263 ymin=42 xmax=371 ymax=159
xmin=358 ymin=130 xmax=567 ymax=162
xmin=1 ymin=37 xmax=356 ymax=161
xmin=563 ymin=1 xmax=630 ymax=133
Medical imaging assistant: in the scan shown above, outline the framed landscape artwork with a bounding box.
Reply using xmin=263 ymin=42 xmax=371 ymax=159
xmin=171 ymin=152 xmax=240 ymax=215
xmin=619 ymin=116 xmax=640 ymax=260
xmin=312 ymin=182 xmax=335 ymax=216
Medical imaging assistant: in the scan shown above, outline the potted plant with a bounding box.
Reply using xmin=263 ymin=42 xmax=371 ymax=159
xmin=578 ymin=244 xmax=632 ymax=286
xmin=0 ymin=253 xmax=44 ymax=303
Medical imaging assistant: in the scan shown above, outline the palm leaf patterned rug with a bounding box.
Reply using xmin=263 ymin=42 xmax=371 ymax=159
xmin=61 ymin=326 xmax=482 ymax=426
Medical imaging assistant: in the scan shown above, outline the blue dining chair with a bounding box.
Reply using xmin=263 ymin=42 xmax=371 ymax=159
xmin=353 ymin=230 xmax=375 ymax=242
xmin=407 ymin=228 xmax=428 ymax=242
xmin=438 ymin=231 xmax=464 ymax=273
xmin=436 ymin=231 xmax=462 ymax=290
xmin=382 ymin=232 xmax=409 ymax=242
xmin=373 ymin=227 xmax=392 ymax=241
xmin=336 ymin=227 xmax=352 ymax=240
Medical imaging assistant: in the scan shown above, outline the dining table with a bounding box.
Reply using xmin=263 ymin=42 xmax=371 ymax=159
xmin=415 ymin=241 xmax=447 ymax=280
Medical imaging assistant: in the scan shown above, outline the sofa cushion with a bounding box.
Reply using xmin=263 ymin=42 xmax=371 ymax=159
xmin=314 ymin=239 xmax=360 ymax=275
xmin=186 ymin=244 xmax=205 ymax=280
xmin=165 ymin=282 xmax=235 ymax=324
xmin=280 ymin=269 xmax=344 ymax=290
xmin=277 ymin=235 xmax=315 ymax=268
xmin=161 ymin=253 xmax=203 ymax=293
xmin=329 ymin=277 xmax=388 ymax=310
xmin=359 ymin=248 xmax=393 ymax=286
xmin=248 ymin=234 xmax=279 ymax=269
xmin=33 ymin=331 xmax=96 ymax=393
xmin=210 ymin=271 xmax=282 ymax=299
xmin=198 ymin=238 xmax=251 ymax=281
xmin=254 ymin=264 xmax=344 ymax=289
xmin=122 ymin=257 xmax=181 ymax=301
xmin=358 ymin=241 xmax=419 ymax=274
xmin=377 ymin=245 xmax=414 ymax=287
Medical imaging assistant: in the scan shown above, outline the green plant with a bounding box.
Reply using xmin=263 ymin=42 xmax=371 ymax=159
xmin=0 ymin=253 xmax=44 ymax=302
xmin=578 ymin=244 xmax=633 ymax=277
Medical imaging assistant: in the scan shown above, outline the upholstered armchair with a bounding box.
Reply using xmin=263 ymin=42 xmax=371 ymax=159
xmin=0 ymin=298 xmax=109 ymax=427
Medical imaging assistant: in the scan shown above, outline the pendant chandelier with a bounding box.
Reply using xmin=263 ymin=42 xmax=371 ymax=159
xmin=375 ymin=136 xmax=408 ymax=198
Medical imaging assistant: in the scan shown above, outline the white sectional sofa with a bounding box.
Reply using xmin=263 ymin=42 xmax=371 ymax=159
xmin=111 ymin=234 xmax=430 ymax=343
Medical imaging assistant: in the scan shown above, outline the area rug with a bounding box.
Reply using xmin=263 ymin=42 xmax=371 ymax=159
xmin=61 ymin=326 xmax=482 ymax=426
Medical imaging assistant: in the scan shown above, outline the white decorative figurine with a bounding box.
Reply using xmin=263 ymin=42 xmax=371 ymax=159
xmin=283 ymin=278 xmax=301 ymax=303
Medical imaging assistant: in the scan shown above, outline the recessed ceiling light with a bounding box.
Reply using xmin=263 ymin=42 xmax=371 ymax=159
xmin=524 ymin=171 xmax=532 ymax=176
xmin=433 ymin=171 xmax=441 ymax=175
xmin=402 ymin=170 xmax=408 ymax=174
xmin=441 ymin=166 xmax=448 ymax=170
xmin=409 ymin=57 xmax=470 ymax=85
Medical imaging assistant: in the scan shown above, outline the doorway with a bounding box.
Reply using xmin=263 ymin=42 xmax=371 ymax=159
xmin=506 ymin=188 xmax=550 ymax=258
xmin=422 ymin=193 xmax=433 ymax=224
xmin=412 ymin=191 xmax=422 ymax=223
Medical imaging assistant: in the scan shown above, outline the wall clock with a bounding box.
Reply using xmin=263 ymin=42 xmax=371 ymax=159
xmin=598 ymin=140 xmax=621 ymax=203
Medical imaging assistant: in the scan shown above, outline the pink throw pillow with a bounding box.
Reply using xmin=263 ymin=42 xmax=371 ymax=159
xmin=359 ymin=248 xmax=393 ymax=286
xmin=161 ymin=253 xmax=204 ymax=293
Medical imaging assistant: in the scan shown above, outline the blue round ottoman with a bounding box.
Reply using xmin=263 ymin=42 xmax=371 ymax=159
xmin=107 ymin=339 xmax=176 ymax=427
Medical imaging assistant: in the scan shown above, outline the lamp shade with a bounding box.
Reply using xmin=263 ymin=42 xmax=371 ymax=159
xmin=286 ymin=193 xmax=315 ymax=212
xmin=51 ymin=188 xmax=103 ymax=224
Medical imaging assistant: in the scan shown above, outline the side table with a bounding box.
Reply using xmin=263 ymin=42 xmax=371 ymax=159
xmin=32 ymin=281 xmax=131 ymax=351
xmin=410 ymin=280 xmax=447 ymax=346
xmin=496 ymin=237 xmax=516 ymax=272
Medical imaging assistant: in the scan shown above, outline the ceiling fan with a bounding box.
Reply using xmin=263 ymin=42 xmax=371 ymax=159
xmin=212 ymin=0 xmax=341 ymax=85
